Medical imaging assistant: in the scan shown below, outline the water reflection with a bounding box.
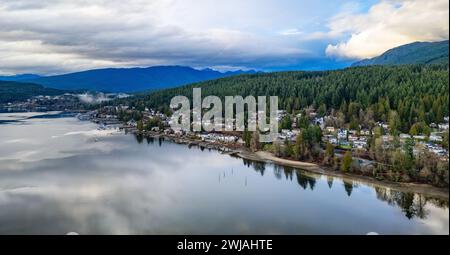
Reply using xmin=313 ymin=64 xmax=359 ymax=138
xmin=146 ymin=136 xmax=154 ymax=144
xmin=135 ymin=133 xmax=144 ymax=144
xmin=375 ymin=188 xmax=448 ymax=220
xmin=343 ymin=181 xmax=354 ymax=197
xmin=0 ymin=113 xmax=448 ymax=234
xmin=174 ymin=137 xmax=448 ymax=222
xmin=327 ymin=176 xmax=334 ymax=189
xmin=159 ymin=135 xmax=448 ymax=222
xmin=242 ymin=159 xmax=266 ymax=176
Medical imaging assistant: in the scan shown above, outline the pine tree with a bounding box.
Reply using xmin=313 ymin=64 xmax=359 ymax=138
xmin=341 ymin=151 xmax=353 ymax=173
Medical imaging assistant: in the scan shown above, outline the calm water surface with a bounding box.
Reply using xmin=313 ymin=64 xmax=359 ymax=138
xmin=0 ymin=112 xmax=448 ymax=234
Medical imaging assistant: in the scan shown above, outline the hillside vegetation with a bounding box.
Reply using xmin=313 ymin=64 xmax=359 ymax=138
xmin=0 ymin=81 xmax=65 ymax=103
xmin=352 ymin=40 xmax=449 ymax=66
xmin=117 ymin=64 xmax=449 ymax=133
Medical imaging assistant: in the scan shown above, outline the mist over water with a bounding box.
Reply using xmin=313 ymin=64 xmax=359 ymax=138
xmin=0 ymin=112 xmax=448 ymax=234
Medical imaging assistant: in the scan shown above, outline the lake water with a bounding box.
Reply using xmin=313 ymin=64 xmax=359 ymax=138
xmin=0 ymin=112 xmax=448 ymax=234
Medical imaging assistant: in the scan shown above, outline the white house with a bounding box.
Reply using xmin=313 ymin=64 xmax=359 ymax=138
xmin=399 ymin=133 xmax=411 ymax=139
xmin=348 ymin=135 xmax=358 ymax=142
xmin=337 ymin=129 xmax=347 ymax=140
xmin=413 ymin=135 xmax=426 ymax=140
xmin=438 ymin=123 xmax=449 ymax=130
xmin=429 ymin=134 xmax=443 ymax=142
xmin=326 ymin=126 xmax=335 ymax=133
xmin=353 ymin=140 xmax=367 ymax=149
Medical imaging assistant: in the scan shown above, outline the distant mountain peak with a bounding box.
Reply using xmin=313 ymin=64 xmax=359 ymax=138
xmin=200 ymin=67 xmax=216 ymax=72
xmin=351 ymin=40 xmax=449 ymax=67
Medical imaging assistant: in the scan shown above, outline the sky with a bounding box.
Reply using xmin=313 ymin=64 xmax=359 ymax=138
xmin=0 ymin=0 xmax=448 ymax=75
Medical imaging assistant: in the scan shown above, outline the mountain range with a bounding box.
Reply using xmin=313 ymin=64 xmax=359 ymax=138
xmin=0 ymin=66 xmax=256 ymax=93
xmin=1 ymin=40 xmax=448 ymax=94
xmin=352 ymin=40 xmax=449 ymax=67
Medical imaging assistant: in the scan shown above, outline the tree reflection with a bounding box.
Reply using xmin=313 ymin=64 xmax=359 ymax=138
xmin=308 ymin=178 xmax=316 ymax=190
xmin=274 ymin=165 xmax=283 ymax=180
xmin=135 ymin=134 xmax=144 ymax=144
xmin=236 ymin=155 xmax=448 ymax=222
xmin=373 ymin=187 xmax=449 ymax=220
xmin=252 ymin=162 xmax=266 ymax=176
xmin=428 ymin=197 xmax=450 ymax=209
xmin=327 ymin=176 xmax=333 ymax=189
xmin=146 ymin=137 xmax=154 ymax=144
xmin=283 ymin=167 xmax=294 ymax=181
xmin=295 ymin=171 xmax=317 ymax=190
xmin=343 ymin=181 xmax=354 ymax=196
xmin=242 ymin=159 xmax=266 ymax=176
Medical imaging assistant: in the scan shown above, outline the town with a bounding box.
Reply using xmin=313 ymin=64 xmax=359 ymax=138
xmin=81 ymin=102 xmax=449 ymax=187
xmin=0 ymin=93 xmax=128 ymax=113
xmin=5 ymin=91 xmax=446 ymax=187
xmin=88 ymin=104 xmax=449 ymax=157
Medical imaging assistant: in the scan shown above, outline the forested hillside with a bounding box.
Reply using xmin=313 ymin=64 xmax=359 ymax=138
xmin=0 ymin=81 xmax=65 ymax=103
xmin=118 ymin=64 xmax=449 ymax=133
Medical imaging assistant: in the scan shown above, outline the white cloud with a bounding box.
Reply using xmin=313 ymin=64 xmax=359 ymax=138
xmin=0 ymin=0 xmax=312 ymax=75
xmin=326 ymin=0 xmax=449 ymax=59
xmin=1 ymin=0 xmax=447 ymax=73
xmin=279 ymin=29 xmax=304 ymax=36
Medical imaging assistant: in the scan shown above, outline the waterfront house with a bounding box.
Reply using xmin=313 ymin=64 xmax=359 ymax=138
xmin=174 ymin=130 xmax=184 ymax=136
xmin=360 ymin=129 xmax=371 ymax=136
xmin=382 ymin=135 xmax=393 ymax=142
xmin=337 ymin=129 xmax=347 ymax=140
xmin=429 ymin=134 xmax=443 ymax=142
xmin=399 ymin=133 xmax=411 ymax=139
xmin=348 ymin=135 xmax=358 ymax=142
xmin=413 ymin=135 xmax=427 ymax=141
xmin=281 ymin=129 xmax=294 ymax=139
xmin=330 ymin=137 xmax=338 ymax=145
xmin=127 ymin=120 xmax=137 ymax=127
xmin=313 ymin=117 xmax=325 ymax=129
xmin=438 ymin=123 xmax=449 ymax=131
xmin=353 ymin=140 xmax=367 ymax=149
xmin=276 ymin=110 xmax=286 ymax=121
xmin=325 ymin=126 xmax=335 ymax=133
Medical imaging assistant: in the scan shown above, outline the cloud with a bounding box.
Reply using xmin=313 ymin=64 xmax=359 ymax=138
xmin=1 ymin=0 xmax=447 ymax=73
xmin=0 ymin=0 xmax=313 ymax=75
xmin=325 ymin=0 xmax=449 ymax=59
xmin=279 ymin=29 xmax=304 ymax=36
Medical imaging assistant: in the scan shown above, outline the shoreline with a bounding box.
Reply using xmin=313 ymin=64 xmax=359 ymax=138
xmin=139 ymin=131 xmax=449 ymax=200
xmin=238 ymin=150 xmax=449 ymax=200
